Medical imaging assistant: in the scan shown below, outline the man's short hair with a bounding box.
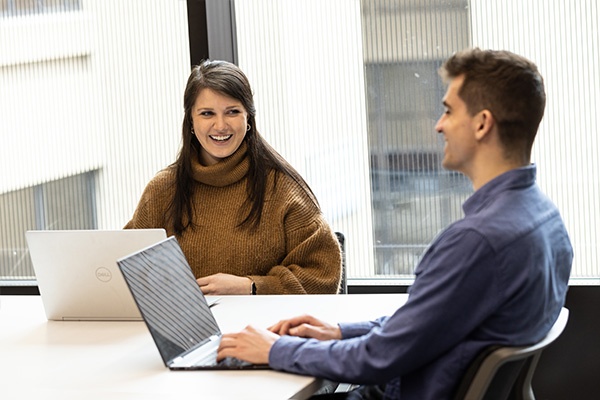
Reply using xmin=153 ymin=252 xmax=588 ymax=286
xmin=440 ymin=48 xmax=546 ymax=161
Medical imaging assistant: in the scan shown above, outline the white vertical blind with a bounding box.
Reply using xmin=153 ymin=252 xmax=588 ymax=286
xmin=234 ymin=0 xmax=377 ymax=280
xmin=470 ymin=0 xmax=599 ymax=282
xmin=2 ymin=0 xmax=597 ymax=283
xmin=233 ymin=0 xmax=598 ymax=283
xmin=361 ymin=0 xmax=471 ymax=279
xmin=0 ymin=0 xmax=190 ymax=280
xmin=234 ymin=0 xmax=472 ymax=281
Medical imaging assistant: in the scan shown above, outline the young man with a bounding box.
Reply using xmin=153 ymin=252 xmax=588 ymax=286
xmin=216 ymin=48 xmax=573 ymax=400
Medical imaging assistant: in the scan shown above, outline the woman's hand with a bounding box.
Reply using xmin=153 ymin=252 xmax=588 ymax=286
xmin=269 ymin=314 xmax=342 ymax=341
xmin=197 ymin=273 xmax=253 ymax=295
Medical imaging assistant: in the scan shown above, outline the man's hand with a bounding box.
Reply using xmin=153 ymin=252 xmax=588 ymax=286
xmin=217 ymin=325 xmax=279 ymax=364
xmin=197 ymin=273 xmax=252 ymax=295
xmin=269 ymin=314 xmax=342 ymax=341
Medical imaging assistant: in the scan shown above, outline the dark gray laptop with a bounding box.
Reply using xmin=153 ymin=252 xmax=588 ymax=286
xmin=117 ymin=236 xmax=269 ymax=370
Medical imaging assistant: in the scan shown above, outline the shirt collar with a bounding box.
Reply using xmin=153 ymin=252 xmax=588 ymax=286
xmin=463 ymin=164 xmax=537 ymax=215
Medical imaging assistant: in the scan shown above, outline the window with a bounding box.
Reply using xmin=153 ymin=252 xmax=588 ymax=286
xmin=233 ymin=0 xmax=472 ymax=282
xmin=0 ymin=172 xmax=97 ymax=281
xmin=232 ymin=0 xmax=598 ymax=284
xmin=0 ymin=1 xmax=191 ymax=285
xmin=366 ymin=60 xmax=471 ymax=276
xmin=1 ymin=0 xmax=80 ymax=17
xmin=2 ymin=0 xmax=598 ymax=287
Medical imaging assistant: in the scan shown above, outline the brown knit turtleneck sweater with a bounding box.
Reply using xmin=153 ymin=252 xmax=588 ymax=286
xmin=125 ymin=143 xmax=342 ymax=294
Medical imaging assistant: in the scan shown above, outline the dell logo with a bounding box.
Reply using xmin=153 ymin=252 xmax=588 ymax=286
xmin=95 ymin=267 xmax=112 ymax=282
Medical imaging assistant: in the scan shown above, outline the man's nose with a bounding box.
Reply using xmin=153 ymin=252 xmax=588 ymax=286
xmin=434 ymin=116 xmax=443 ymax=133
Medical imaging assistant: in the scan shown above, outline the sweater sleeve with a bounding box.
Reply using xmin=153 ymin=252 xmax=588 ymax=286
xmin=249 ymin=218 xmax=342 ymax=294
xmin=123 ymin=170 xmax=173 ymax=231
xmin=247 ymin=174 xmax=342 ymax=294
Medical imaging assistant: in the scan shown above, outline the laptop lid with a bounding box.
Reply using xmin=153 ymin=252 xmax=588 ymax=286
xmin=118 ymin=236 xmax=270 ymax=370
xmin=117 ymin=236 xmax=223 ymax=368
xmin=26 ymin=229 xmax=167 ymax=321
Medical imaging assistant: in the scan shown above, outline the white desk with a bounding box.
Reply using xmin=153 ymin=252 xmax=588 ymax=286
xmin=0 ymin=294 xmax=407 ymax=400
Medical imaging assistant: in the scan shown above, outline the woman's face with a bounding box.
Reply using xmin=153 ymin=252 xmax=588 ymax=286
xmin=191 ymin=88 xmax=249 ymax=166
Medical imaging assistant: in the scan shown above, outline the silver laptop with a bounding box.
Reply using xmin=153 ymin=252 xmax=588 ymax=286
xmin=26 ymin=229 xmax=167 ymax=321
xmin=117 ymin=236 xmax=269 ymax=370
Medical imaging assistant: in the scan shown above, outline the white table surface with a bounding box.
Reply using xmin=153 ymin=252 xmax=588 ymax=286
xmin=0 ymin=293 xmax=407 ymax=400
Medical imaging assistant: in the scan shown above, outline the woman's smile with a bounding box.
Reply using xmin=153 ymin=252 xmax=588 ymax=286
xmin=192 ymin=88 xmax=249 ymax=166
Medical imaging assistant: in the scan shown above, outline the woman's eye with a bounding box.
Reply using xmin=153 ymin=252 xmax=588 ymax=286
xmin=200 ymin=111 xmax=214 ymax=117
xmin=227 ymin=109 xmax=241 ymax=115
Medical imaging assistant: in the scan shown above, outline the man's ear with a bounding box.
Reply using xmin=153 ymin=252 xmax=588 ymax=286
xmin=474 ymin=109 xmax=495 ymax=141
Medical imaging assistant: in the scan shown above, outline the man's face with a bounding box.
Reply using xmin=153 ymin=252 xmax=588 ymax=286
xmin=434 ymin=75 xmax=478 ymax=175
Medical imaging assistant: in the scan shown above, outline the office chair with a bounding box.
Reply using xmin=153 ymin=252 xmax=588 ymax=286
xmin=453 ymin=307 xmax=569 ymax=400
xmin=335 ymin=232 xmax=347 ymax=294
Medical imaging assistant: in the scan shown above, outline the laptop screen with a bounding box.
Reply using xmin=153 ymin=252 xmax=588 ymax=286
xmin=26 ymin=229 xmax=167 ymax=321
xmin=117 ymin=236 xmax=220 ymax=365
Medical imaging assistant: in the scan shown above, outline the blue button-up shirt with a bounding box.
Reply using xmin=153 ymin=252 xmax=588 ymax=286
xmin=269 ymin=165 xmax=573 ymax=399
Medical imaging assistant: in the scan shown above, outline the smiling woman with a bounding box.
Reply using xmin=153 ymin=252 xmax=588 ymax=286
xmin=192 ymin=88 xmax=249 ymax=166
xmin=124 ymin=60 xmax=343 ymax=296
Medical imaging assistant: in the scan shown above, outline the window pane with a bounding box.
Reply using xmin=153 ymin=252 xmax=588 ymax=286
xmin=233 ymin=0 xmax=598 ymax=284
xmin=234 ymin=0 xmax=470 ymax=281
xmin=3 ymin=0 xmax=597 ymax=286
xmin=0 ymin=172 xmax=96 ymax=280
xmin=0 ymin=1 xmax=190 ymax=283
xmin=366 ymin=61 xmax=470 ymax=276
xmin=470 ymin=0 xmax=599 ymax=283
xmin=1 ymin=0 xmax=80 ymax=17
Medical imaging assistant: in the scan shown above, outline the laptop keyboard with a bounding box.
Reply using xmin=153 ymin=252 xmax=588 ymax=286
xmin=189 ymin=351 xmax=252 ymax=369
xmin=171 ymin=335 xmax=255 ymax=369
xmin=180 ymin=340 xmax=252 ymax=368
xmin=215 ymin=356 xmax=253 ymax=369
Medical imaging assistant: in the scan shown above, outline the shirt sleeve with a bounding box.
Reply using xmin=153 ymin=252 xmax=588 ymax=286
xmin=338 ymin=317 xmax=388 ymax=339
xmin=269 ymin=228 xmax=501 ymax=384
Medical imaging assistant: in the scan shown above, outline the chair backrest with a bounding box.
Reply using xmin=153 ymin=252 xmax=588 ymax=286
xmin=453 ymin=307 xmax=569 ymax=400
xmin=335 ymin=232 xmax=347 ymax=294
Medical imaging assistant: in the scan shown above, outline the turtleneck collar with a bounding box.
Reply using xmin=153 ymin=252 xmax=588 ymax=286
xmin=191 ymin=141 xmax=249 ymax=187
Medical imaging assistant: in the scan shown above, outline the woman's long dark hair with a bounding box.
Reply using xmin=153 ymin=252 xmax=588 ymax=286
xmin=169 ymin=60 xmax=319 ymax=235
